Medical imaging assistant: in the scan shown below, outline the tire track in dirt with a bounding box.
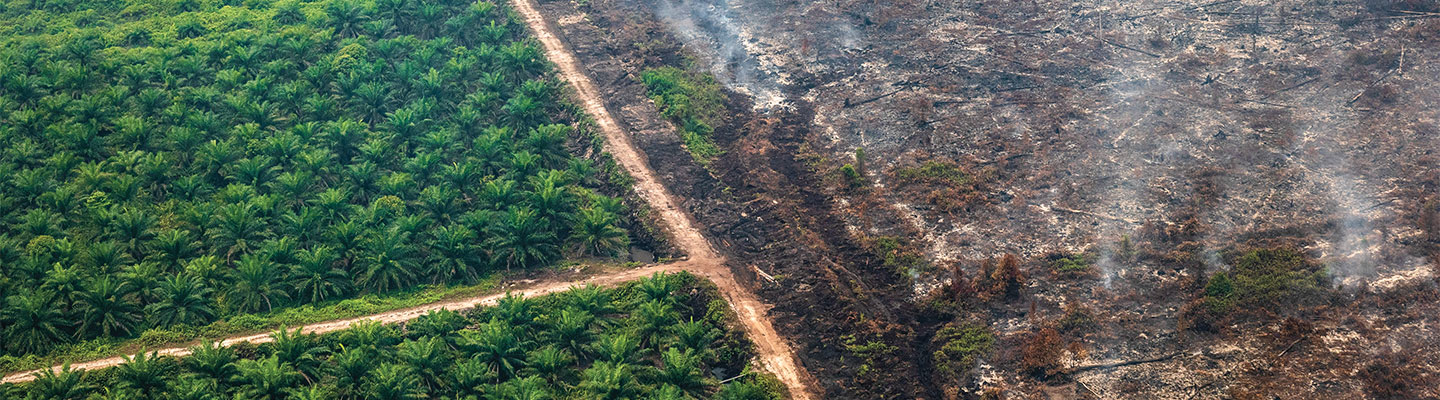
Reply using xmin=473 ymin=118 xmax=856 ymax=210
xmin=509 ymin=0 xmax=818 ymax=398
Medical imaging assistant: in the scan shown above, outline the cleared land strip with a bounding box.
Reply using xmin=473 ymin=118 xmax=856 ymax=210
xmin=508 ymin=0 xmax=817 ymax=397
xmin=6 ymin=2 xmax=819 ymax=397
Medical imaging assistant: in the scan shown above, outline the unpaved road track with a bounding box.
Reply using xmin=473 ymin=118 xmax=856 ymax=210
xmin=5 ymin=3 xmax=819 ymax=398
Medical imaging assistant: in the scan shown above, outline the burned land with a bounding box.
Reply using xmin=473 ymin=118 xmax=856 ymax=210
xmin=537 ymin=0 xmax=1440 ymax=398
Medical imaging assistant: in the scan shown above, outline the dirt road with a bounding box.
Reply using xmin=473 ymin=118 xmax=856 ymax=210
xmin=5 ymin=2 xmax=818 ymax=397
xmin=509 ymin=0 xmax=817 ymax=397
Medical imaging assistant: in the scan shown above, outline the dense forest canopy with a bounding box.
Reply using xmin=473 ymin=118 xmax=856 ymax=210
xmin=3 ymin=272 xmax=786 ymax=399
xmin=0 ymin=0 xmax=637 ymax=360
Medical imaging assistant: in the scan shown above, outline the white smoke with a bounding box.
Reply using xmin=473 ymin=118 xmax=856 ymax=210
xmin=652 ymin=0 xmax=788 ymax=110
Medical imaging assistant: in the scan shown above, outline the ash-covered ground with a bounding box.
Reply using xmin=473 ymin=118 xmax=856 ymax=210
xmin=642 ymin=0 xmax=1440 ymax=398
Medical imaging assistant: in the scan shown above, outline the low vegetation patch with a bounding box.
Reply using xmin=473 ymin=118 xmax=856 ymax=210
xmin=1201 ymin=248 xmax=1330 ymax=313
xmin=870 ymin=236 xmax=930 ymax=278
xmin=930 ymin=322 xmax=995 ymax=381
xmin=894 ymin=160 xmax=972 ymax=186
xmin=1049 ymin=252 xmax=1094 ymax=276
xmin=641 ymin=66 xmax=727 ymax=165
xmin=2 ymin=272 xmax=785 ymax=399
xmin=890 ymin=160 xmax=987 ymax=213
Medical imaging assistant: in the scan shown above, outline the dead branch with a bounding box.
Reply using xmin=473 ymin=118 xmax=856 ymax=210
xmin=1102 ymin=38 xmax=1162 ymax=58
xmin=845 ymin=87 xmax=907 ymax=108
xmin=1069 ymin=352 xmax=1184 ymax=373
xmin=1049 ymin=206 xmax=1143 ymax=225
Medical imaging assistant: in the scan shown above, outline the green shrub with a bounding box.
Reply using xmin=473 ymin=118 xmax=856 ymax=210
xmin=931 ymin=323 xmax=994 ymax=379
xmin=839 ymin=164 xmax=864 ymax=188
xmin=1202 ymin=249 xmax=1330 ymax=314
xmin=642 ymin=66 xmax=726 ymax=165
xmin=1051 ymin=253 xmax=1093 ymax=274
xmin=895 ymin=161 xmax=971 ymax=186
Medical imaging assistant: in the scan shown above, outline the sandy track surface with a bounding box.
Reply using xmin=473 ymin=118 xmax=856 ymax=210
xmin=5 ymin=3 xmax=819 ymax=397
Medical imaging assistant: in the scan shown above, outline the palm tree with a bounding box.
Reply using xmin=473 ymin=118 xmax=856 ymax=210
xmin=588 ymin=333 xmax=643 ymax=366
xmin=716 ymin=380 xmax=774 ymax=400
xmin=363 ymin=363 xmax=427 ymax=400
xmin=269 ymin=327 xmax=328 ymax=383
xmin=492 ymin=292 xmax=535 ymax=327
xmin=407 ymin=309 xmax=467 ymax=342
xmin=2 ymin=290 xmax=69 ymax=354
xmin=290 ymin=246 xmax=349 ymax=303
xmin=232 ymin=356 xmax=301 ymax=400
xmin=149 ymin=229 xmax=200 ymax=268
xmin=29 ymin=364 xmax=95 ymax=400
xmin=502 ymin=95 xmax=543 ymax=129
xmin=330 ymin=345 xmax=375 ymax=394
xmin=167 ymin=377 xmax=220 ymax=400
xmin=565 ymin=284 xmax=618 ymax=316
xmin=528 ymin=180 xmax=575 ymax=227
xmin=40 ymin=262 xmax=85 ymax=309
xmin=524 ymin=345 xmax=575 ymax=384
xmin=341 ymin=320 xmax=402 ymax=351
xmin=120 ymin=262 xmax=163 ymax=305
xmin=501 ymin=41 xmax=544 ymax=77
xmin=115 ymin=351 xmax=171 ymax=397
xmin=649 ymin=385 xmax=690 ymax=400
xmin=576 ymin=361 xmax=642 ymax=400
xmin=460 ymin=319 xmax=529 ymax=381
xmin=426 ymin=224 xmax=483 ymax=284
xmin=569 ymin=207 xmax=629 ymax=257
xmin=523 ymin=124 xmax=570 ymax=165
xmin=670 ymin=318 xmax=720 ymax=359
xmin=210 ymin=203 xmax=268 ymax=259
xmin=478 ymin=178 xmax=517 ymax=210
xmin=657 ymin=348 xmax=708 ymax=395
xmin=273 ymin=0 xmax=306 ymax=24
xmin=148 ymin=274 xmax=216 ymax=327
xmin=630 ymin=300 xmax=678 ymax=349
xmin=226 ymin=254 xmax=291 ymax=313
xmin=287 ymin=385 xmax=338 ymax=400
xmin=441 ymin=161 xmax=482 ymax=192
xmin=486 ymin=206 xmax=559 ymax=271
xmin=447 ymin=358 xmax=495 ymax=398
xmin=184 ymin=341 xmax=237 ymax=383
xmin=493 ymin=375 xmax=552 ymax=400
xmin=635 ymin=272 xmax=678 ymax=305
xmin=397 ymin=336 xmax=450 ymax=391
xmin=418 ymin=185 xmax=460 ymax=219
xmin=109 ymin=207 xmax=156 ymax=255
xmin=548 ymin=308 xmax=596 ymax=358
xmin=74 ymin=276 xmax=141 ymax=338
xmin=357 ymin=230 xmax=419 ymax=293
xmin=325 ymin=0 xmax=370 ymax=38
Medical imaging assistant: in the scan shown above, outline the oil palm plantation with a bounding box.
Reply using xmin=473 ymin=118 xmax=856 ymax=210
xmin=148 ymin=274 xmax=216 ymax=327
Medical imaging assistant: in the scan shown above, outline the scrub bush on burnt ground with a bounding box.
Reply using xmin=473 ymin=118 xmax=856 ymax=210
xmin=888 ymin=158 xmax=991 ymax=214
xmin=0 ymin=0 xmax=638 ymax=359
xmin=642 ymin=66 xmax=726 ymax=165
xmin=1 ymin=272 xmax=786 ymax=399
xmin=1181 ymin=248 xmax=1335 ymax=332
